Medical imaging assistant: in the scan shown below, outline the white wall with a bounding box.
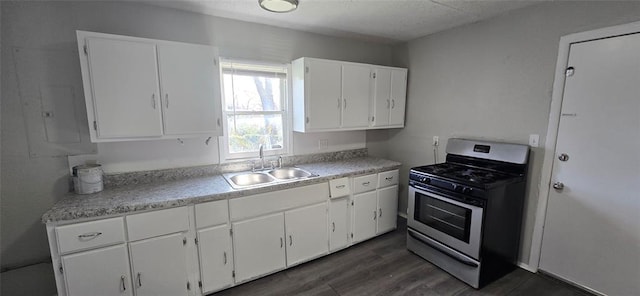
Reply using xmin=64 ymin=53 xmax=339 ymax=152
xmin=0 ymin=0 xmax=392 ymax=269
xmin=368 ymin=1 xmax=640 ymax=268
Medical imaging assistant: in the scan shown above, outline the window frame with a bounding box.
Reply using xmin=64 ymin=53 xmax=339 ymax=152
xmin=218 ymin=58 xmax=292 ymax=162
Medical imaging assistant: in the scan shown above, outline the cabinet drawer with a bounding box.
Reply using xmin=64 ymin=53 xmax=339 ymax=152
xmin=126 ymin=207 xmax=189 ymax=241
xmin=329 ymin=178 xmax=351 ymax=199
xmin=195 ymin=200 xmax=229 ymax=229
xmin=352 ymin=174 xmax=377 ymax=194
xmin=56 ymin=217 xmax=125 ymax=254
xmin=378 ymin=170 xmax=399 ymax=188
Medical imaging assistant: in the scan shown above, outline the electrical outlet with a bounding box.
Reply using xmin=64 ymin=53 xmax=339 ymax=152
xmin=529 ymin=134 xmax=540 ymax=147
xmin=318 ymin=139 xmax=328 ymax=150
xmin=433 ymin=136 xmax=439 ymax=146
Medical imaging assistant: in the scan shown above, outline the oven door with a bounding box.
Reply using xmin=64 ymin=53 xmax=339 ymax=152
xmin=408 ymin=185 xmax=483 ymax=259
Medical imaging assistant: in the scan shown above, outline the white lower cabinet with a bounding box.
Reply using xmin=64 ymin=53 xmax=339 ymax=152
xmin=377 ymin=185 xmax=398 ymax=234
xmin=352 ymin=191 xmax=378 ymax=243
xmin=232 ymin=213 xmax=286 ymax=283
xmin=285 ymin=203 xmax=329 ymax=266
xmin=329 ymin=198 xmax=349 ymax=251
xmin=61 ymin=244 xmax=133 ymax=296
xmin=197 ymin=225 xmax=233 ymax=293
xmin=129 ymin=233 xmax=190 ymax=296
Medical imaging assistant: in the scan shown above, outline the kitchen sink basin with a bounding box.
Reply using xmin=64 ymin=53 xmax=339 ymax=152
xmin=227 ymin=172 xmax=275 ymax=188
xmin=224 ymin=167 xmax=316 ymax=189
xmin=267 ymin=167 xmax=313 ymax=180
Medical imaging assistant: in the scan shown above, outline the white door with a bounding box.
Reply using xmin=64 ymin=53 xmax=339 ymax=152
xmin=341 ymin=64 xmax=371 ymax=128
xmin=389 ymin=69 xmax=407 ymax=126
xmin=539 ymin=33 xmax=640 ymax=296
xmin=85 ymin=37 xmax=163 ymax=138
xmin=377 ymin=185 xmax=398 ymax=234
xmin=372 ymin=68 xmax=391 ymax=127
xmin=329 ymin=198 xmax=349 ymax=251
xmin=306 ymin=59 xmax=341 ymax=130
xmin=284 ymin=203 xmax=328 ymax=266
xmin=232 ymin=213 xmax=285 ymax=283
xmin=197 ymin=225 xmax=233 ymax=294
xmin=157 ymin=43 xmax=222 ymax=136
xmin=61 ymin=244 xmax=133 ymax=296
xmin=352 ymin=191 xmax=378 ymax=243
xmin=129 ymin=233 xmax=189 ymax=296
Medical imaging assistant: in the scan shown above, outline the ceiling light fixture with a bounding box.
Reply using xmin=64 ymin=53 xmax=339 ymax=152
xmin=259 ymin=0 xmax=298 ymax=13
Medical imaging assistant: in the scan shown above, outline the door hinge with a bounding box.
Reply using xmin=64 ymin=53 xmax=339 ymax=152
xmin=83 ymin=45 xmax=88 ymax=55
xmin=187 ymin=281 xmax=191 ymax=291
xmin=232 ymin=270 xmax=236 ymax=278
xmin=59 ymin=263 xmax=63 ymax=274
xmin=350 ymin=233 xmax=353 ymax=238
xmin=93 ymin=121 xmax=97 ymax=131
xmin=229 ymin=228 xmax=233 ymax=236
xmin=305 ymin=66 xmax=309 ymax=74
xmin=198 ymin=281 xmax=202 ymax=288
xmin=183 ymin=237 xmax=187 ymax=245
xmin=565 ymin=66 xmax=575 ymax=77
xmin=372 ymin=72 xmax=376 ymax=79
xmin=195 ymin=237 xmax=198 ymax=245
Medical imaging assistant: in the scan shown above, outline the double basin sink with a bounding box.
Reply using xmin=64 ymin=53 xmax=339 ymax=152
xmin=224 ymin=167 xmax=316 ymax=189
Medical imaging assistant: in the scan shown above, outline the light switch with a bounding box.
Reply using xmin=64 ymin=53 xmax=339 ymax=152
xmin=529 ymin=134 xmax=540 ymax=147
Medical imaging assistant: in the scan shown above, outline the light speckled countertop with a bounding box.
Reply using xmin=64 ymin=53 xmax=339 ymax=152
xmin=42 ymin=156 xmax=401 ymax=223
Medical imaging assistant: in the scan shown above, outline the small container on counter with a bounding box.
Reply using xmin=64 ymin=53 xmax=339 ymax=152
xmin=72 ymin=164 xmax=103 ymax=194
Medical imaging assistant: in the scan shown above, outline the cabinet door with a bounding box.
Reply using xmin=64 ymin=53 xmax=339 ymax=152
xmin=232 ymin=213 xmax=285 ymax=283
xmin=157 ymin=43 xmax=222 ymax=136
xmin=341 ymin=64 xmax=371 ymax=128
xmin=352 ymin=191 xmax=378 ymax=243
xmin=329 ymin=198 xmax=349 ymax=251
xmin=377 ymin=185 xmax=398 ymax=234
xmin=285 ymin=203 xmax=329 ymax=266
xmin=372 ymin=68 xmax=391 ymax=127
xmin=305 ymin=59 xmax=341 ymax=130
xmin=197 ymin=225 xmax=233 ymax=294
xmin=129 ymin=233 xmax=189 ymax=296
xmin=389 ymin=69 xmax=407 ymax=126
xmin=85 ymin=37 xmax=163 ymax=139
xmin=61 ymin=244 xmax=132 ymax=296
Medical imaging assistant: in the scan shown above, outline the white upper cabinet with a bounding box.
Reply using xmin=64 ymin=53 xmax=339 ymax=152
xmin=292 ymin=57 xmax=407 ymax=132
xmin=77 ymin=31 xmax=222 ymax=142
xmin=84 ymin=37 xmax=163 ymax=139
xmin=371 ymin=67 xmax=407 ymax=128
xmin=157 ymin=43 xmax=222 ymax=136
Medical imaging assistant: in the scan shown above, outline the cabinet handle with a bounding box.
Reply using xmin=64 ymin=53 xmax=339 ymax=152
xmin=223 ymin=252 xmax=227 ymax=265
xmin=217 ymin=118 xmax=221 ymax=127
xmin=137 ymin=272 xmax=142 ymax=287
xmin=332 ymin=222 xmax=335 ymax=232
xmin=77 ymin=232 xmax=102 ymax=240
xmin=373 ymin=210 xmax=377 ymax=220
xmin=362 ymin=181 xmax=370 ymax=186
xmin=337 ymin=98 xmax=341 ymax=109
xmin=379 ymin=208 xmax=382 ymax=217
xmin=120 ymin=275 xmax=126 ymax=292
xmin=335 ymin=184 xmax=346 ymax=189
xmin=280 ymin=237 xmax=283 ymax=248
xmin=151 ymin=94 xmax=156 ymax=109
xmin=165 ymin=94 xmax=169 ymax=108
xmin=289 ymin=235 xmax=293 ymax=246
xmin=391 ymin=99 xmax=395 ymax=109
xmin=385 ymin=176 xmax=393 ymax=181
xmin=386 ymin=99 xmax=390 ymax=109
xmin=343 ymin=98 xmax=347 ymax=109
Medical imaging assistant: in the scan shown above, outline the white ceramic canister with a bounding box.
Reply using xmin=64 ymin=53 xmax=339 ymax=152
xmin=73 ymin=164 xmax=104 ymax=194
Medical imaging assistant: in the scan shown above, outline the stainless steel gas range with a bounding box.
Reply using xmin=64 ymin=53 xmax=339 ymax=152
xmin=407 ymin=138 xmax=529 ymax=288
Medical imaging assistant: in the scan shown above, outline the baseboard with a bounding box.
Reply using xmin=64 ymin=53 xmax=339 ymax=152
xmin=517 ymin=262 xmax=537 ymax=273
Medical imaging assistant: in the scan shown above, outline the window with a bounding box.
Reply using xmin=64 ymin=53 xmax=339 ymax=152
xmin=219 ymin=60 xmax=290 ymax=161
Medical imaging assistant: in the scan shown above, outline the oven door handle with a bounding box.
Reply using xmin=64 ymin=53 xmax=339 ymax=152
xmin=408 ymin=228 xmax=479 ymax=268
xmin=410 ymin=184 xmax=431 ymax=192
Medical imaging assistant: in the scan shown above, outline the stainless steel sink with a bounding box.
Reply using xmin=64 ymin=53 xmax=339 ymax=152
xmin=267 ymin=167 xmax=313 ymax=180
xmin=227 ymin=172 xmax=275 ymax=188
xmin=224 ymin=167 xmax=316 ymax=189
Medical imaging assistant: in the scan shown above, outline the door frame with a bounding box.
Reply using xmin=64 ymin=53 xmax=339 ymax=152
xmin=529 ymin=20 xmax=640 ymax=272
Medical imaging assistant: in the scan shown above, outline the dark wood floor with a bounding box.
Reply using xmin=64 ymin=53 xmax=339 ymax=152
xmin=213 ymin=218 xmax=591 ymax=296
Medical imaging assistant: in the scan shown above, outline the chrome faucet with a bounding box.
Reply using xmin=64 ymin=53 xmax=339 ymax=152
xmin=259 ymin=144 xmax=265 ymax=170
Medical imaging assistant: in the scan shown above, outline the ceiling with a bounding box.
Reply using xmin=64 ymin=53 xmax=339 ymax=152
xmin=146 ymin=0 xmax=541 ymax=44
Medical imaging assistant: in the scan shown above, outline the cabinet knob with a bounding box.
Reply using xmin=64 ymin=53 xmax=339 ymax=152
xmin=289 ymin=235 xmax=293 ymax=246
xmin=379 ymin=208 xmax=382 ymax=217
xmin=223 ymin=251 xmax=227 ymax=265
xmin=280 ymin=237 xmax=283 ymax=248
xmin=332 ymin=222 xmax=335 ymax=232
xmin=391 ymin=99 xmax=395 ymax=109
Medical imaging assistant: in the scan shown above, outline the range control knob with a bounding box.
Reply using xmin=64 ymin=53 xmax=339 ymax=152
xmin=420 ymin=177 xmax=431 ymax=184
xmin=462 ymin=187 xmax=472 ymax=194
